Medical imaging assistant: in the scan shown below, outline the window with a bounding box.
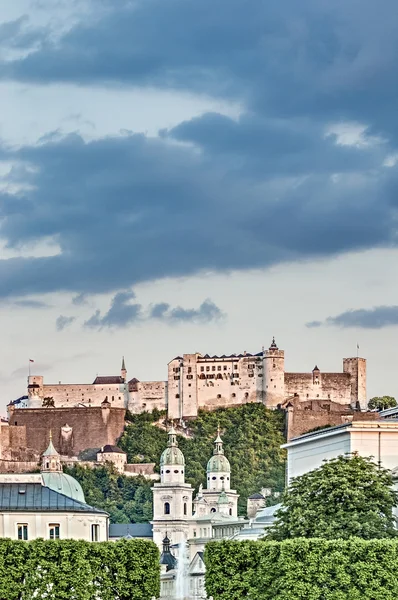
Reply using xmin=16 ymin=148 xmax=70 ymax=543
xmin=91 ymin=524 xmax=100 ymax=542
xmin=174 ymin=376 xmax=180 ymax=380
xmin=193 ymin=530 xmax=197 ymax=538
xmin=217 ymin=394 xmax=221 ymax=399
xmin=210 ymin=508 xmax=216 ymax=513
xmin=188 ymin=367 xmax=192 ymax=373
xmin=201 ymin=367 xmax=204 ymax=372
xmin=184 ymin=502 xmax=187 ymax=515
xmin=164 ymin=502 xmax=170 ymax=515
xmin=188 ymin=383 xmax=191 ymax=387
xmin=187 ymin=375 xmax=193 ymax=380
xmin=248 ymin=364 xmax=254 ymax=369
xmin=175 ymin=394 xmax=180 ymax=398
xmin=223 ymin=366 xmax=227 ymax=371
xmin=212 ymin=366 xmax=216 ymax=371
xmin=206 ymin=366 xmax=210 ymax=371
xmin=49 ymin=524 xmax=60 ymax=540
xmin=17 ymin=524 xmax=28 ymax=541
xmin=232 ymin=393 xmax=236 ymax=398
xmin=248 ymin=374 xmax=254 ymax=378
xmin=217 ymin=366 xmax=221 ymax=371
xmin=234 ymin=364 xmax=238 ymax=370
xmin=229 ymin=508 xmax=232 ymax=516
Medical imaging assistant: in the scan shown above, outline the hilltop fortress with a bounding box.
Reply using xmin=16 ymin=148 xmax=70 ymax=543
xmin=19 ymin=339 xmax=367 ymax=419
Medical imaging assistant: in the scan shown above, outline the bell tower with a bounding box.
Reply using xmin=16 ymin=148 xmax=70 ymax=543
xmin=151 ymin=426 xmax=193 ymax=550
xmin=264 ymin=337 xmax=285 ymax=408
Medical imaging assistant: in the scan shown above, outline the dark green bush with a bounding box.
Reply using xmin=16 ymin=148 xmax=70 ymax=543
xmin=0 ymin=538 xmax=159 ymax=600
xmin=205 ymin=538 xmax=398 ymax=600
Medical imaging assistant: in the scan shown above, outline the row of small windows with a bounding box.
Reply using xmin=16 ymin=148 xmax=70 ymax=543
xmin=17 ymin=523 xmax=100 ymax=541
xmin=208 ymin=476 xmax=229 ymax=481
xmin=161 ymin=469 xmax=184 ymax=474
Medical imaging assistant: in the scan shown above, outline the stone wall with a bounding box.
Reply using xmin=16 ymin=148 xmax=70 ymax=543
xmin=128 ymin=381 xmax=167 ymax=414
xmin=8 ymin=405 xmax=126 ymax=458
xmin=285 ymin=398 xmax=379 ymax=440
xmin=284 ymin=372 xmax=352 ymax=404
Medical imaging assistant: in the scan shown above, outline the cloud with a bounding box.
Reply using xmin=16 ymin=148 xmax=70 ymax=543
xmin=84 ymin=291 xmax=223 ymax=330
xmin=56 ymin=314 xmax=75 ymax=331
xmin=149 ymin=299 xmax=224 ymax=324
xmin=306 ymin=306 xmax=398 ymax=329
xmin=0 ymin=1 xmax=397 ymax=302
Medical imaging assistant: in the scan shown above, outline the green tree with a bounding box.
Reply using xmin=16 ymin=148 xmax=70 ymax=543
xmin=368 ymin=396 xmax=397 ymax=410
xmin=269 ymin=454 xmax=398 ymax=541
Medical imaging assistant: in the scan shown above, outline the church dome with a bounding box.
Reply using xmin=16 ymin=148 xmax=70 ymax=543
xmin=42 ymin=472 xmax=85 ymax=503
xmin=207 ymin=453 xmax=230 ymax=473
xmin=160 ymin=426 xmax=185 ymax=467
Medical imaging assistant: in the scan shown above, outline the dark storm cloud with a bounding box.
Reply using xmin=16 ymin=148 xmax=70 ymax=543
xmin=0 ymin=127 xmax=396 ymax=299
xmin=0 ymin=1 xmax=397 ymax=300
xmin=306 ymin=306 xmax=398 ymax=329
xmin=83 ymin=291 xmax=223 ymax=329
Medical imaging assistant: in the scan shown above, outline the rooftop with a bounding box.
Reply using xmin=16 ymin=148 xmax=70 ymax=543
xmin=0 ymin=483 xmax=107 ymax=514
xmin=109 ymin=523 xmax=153 ymax=538
xmin=99 ymin=445 xmax=127 ymax=454
xmin=92 ymin=376 xmax=124 ymax=385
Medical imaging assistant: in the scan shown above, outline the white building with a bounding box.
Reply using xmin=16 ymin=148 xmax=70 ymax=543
xmin=0 ymin=435 xmax=108 ymax=542
xmin=152 ymin=427 xmax=247 ymax=599
xmin=15 ymin=341 xmax=367 ymax=418
xmin=282 ymin=420 xmax=398 ymax=484
xmin=97 ymin=444 xmax=127 ymax=473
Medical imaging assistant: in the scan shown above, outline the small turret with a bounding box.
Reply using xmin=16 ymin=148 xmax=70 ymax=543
xmin=41 ymin=431 xmax=61 ymax=473
xmin=121 ymin=357 xmax=127 ymax=382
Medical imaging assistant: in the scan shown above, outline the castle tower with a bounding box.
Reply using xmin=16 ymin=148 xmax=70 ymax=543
xmin=202 ymin=427 xmax=238 ymax=516
xmin=343 ymin=357 xmax=367 ymax=410
xmin=151 ymin=426 xmax=193 ymax=549
xmin=264 ymin=337 xmax=285 ymax=408
xmin=121 ymin=357 xmax=127 ymax=382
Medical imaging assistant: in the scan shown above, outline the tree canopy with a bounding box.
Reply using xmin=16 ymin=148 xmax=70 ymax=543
xmin=269 ymin=454 xmax=398 ymax=540
xmin=120 ymin=403 xmax=286 ymax=514
xmin=368 ymin=396 xmax=397 ymax=411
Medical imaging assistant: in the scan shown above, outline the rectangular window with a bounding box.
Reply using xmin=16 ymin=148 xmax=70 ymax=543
xmin=223 ymin=366 xmax=227 ymax=371
xmin=17 ymin=524 xmax=28 ymax=541
xmin=49 ymin=524 xmax=60 ymax=540
xmin=206 ymin=366 xmax=210 ymax=371
xmin=217 ymin=366 xmax=222 ymax=371
xmin=91 ymin=524 xmax=100 ymax=542
xmin=188 ymin=367 xmax=192 ymax=373
xmin=234 ymin=364 xmax=238 ymax=370
xmin=201 ymin=367 xmax=204 ymax=372
xmin=212 ymin=366 xmax=216 ymax=371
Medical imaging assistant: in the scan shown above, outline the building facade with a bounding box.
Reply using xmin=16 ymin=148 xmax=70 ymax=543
xmin=16 ymin=341 xmax=367 ymax=419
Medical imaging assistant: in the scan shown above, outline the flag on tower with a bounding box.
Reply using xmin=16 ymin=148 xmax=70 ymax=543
xmin=29 ymin=359 xmax=34 ymax=363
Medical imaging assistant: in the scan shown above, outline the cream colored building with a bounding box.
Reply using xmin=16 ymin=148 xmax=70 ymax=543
xmin=16 ymin=341 xmax=366 ymax=419
xmin=0 ymin=435 xmax=108 ymax=542
xmin=97 ymin=444 xmax=127 ymax=473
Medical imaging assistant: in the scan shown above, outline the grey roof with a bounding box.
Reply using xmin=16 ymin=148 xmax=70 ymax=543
xmin=249 ymin=493 xmax=265 ymax=500
xmin=160 ymin=550 xmax=177 ymax=570
xmin=0 ymin=483 xmax=107 ymax=514
xmin=93 ymin=376 xmax=124 ymax=385
xmin=109 ymin=523 xmax=153 ymax=538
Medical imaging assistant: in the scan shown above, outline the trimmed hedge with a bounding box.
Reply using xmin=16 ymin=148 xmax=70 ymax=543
xmin=205 ymin=538 xmax=398 ymax=600
xmin=0 ymin=538 xmax=159 ymax=600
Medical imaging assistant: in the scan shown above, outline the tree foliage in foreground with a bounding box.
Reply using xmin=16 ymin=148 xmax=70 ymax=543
xmin=268 ymin=454 xmax=398 ymax=541
xmin=368 ymin=395 xmax=397 ymax=410
xmin=0 ymin=538 xmax=159 ymax=600
xmin=205 ymin=538 xmax=398 ymax=600
xmin=119 ymin=403 xmax=286 ymax=514
xmin=64 ymin=464 xmax=153 ymax=524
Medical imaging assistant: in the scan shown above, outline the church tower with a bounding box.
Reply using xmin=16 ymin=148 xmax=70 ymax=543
xmin=121 ymin=357 xmax=127 ymax=382
xmin=202 ymin=428 xmax=238 ymax=517
xmin=151 ymin=426 xmax=193 ymax=549
xmin=41 ymin=431 xmax=62 ymax=473
xmin=264 ymin=337 xmax=285 ymax=408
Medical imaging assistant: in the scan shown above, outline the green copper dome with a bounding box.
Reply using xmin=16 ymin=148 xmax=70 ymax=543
xmin=160 ymin=426 xmax=185 ymax=467
xmin=42 ymin=472 xmax=85 ymax=503
xmin=207 ymin=429 xmax=231 ymax=473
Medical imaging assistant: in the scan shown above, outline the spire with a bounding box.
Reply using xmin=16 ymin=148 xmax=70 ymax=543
xmin=121 ymin=356 xmax=126 ymax=371
xmin=41 ymin=431 xmax=62 ymax=473
xmin=270 ymin=337 xmax=278 ymax=349
xmin=121 ymin=357 xmax=127 ymax=381
xmin=167 ymin=424 xmax=178 ymax=447
xmin=213 ymin=427 xmax=224 ymax=455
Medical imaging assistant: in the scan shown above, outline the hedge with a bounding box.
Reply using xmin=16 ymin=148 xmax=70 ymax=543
xmin=0 ymin=538 xmax=160 ymax=600
xmin=204 ymin=538 xmax=398 ymax=600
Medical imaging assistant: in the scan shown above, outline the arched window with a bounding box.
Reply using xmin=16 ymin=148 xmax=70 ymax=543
xmin=164 ymin=502 xmax=170 ymax=515
xmin=184 ymin=502 xmax=187 ymax=515
xmin=229 ymin=508 xmax=232 ymax=516
xmin=210 ymin=508 xmax=216 ymax=513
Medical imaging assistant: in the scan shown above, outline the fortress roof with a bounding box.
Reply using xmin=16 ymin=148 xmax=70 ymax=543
xmin=93 ymin=376 xmax=124 ymax=385
xmin=99 ymin=445 xmax=126 ymax=454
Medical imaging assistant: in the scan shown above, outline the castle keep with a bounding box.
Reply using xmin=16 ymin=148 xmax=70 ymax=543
xmin=16 ymin=339 xmax=367 ymax=419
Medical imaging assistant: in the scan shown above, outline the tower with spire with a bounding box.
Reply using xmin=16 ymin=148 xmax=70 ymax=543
xmin=263 ymin=337 xmax=285 ymax=408
xmin=151 ymin=425 xmax=193 ymax=549
xmin=202 ymin=426 xmax=239 ymax=517
xmin=121 ymin=357 xmax=127 ymax=382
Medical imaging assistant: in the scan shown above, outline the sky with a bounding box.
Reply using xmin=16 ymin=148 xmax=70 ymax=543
xmin=1 ymin=0 xmax=398 ymax=412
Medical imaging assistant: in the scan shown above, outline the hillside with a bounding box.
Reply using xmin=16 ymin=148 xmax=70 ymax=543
xmin=67 ymin=403 xmax=286 ymax=520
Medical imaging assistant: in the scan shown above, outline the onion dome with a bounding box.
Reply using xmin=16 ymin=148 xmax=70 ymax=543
xmin=207 ymin=428 xmax=231 ymax=474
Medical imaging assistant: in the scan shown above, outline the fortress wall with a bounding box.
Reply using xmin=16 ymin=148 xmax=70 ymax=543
xmin=8 ymin=406 xmax=126 ymax=457
xmin=128 ymin=381 xmax=167 ymax=414
xmin=284 ymin=372 xmax=351 ymax=404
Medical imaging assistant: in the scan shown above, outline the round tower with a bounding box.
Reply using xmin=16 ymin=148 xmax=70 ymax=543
xmin=264 ymin=337 xmax=285 ymax=408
